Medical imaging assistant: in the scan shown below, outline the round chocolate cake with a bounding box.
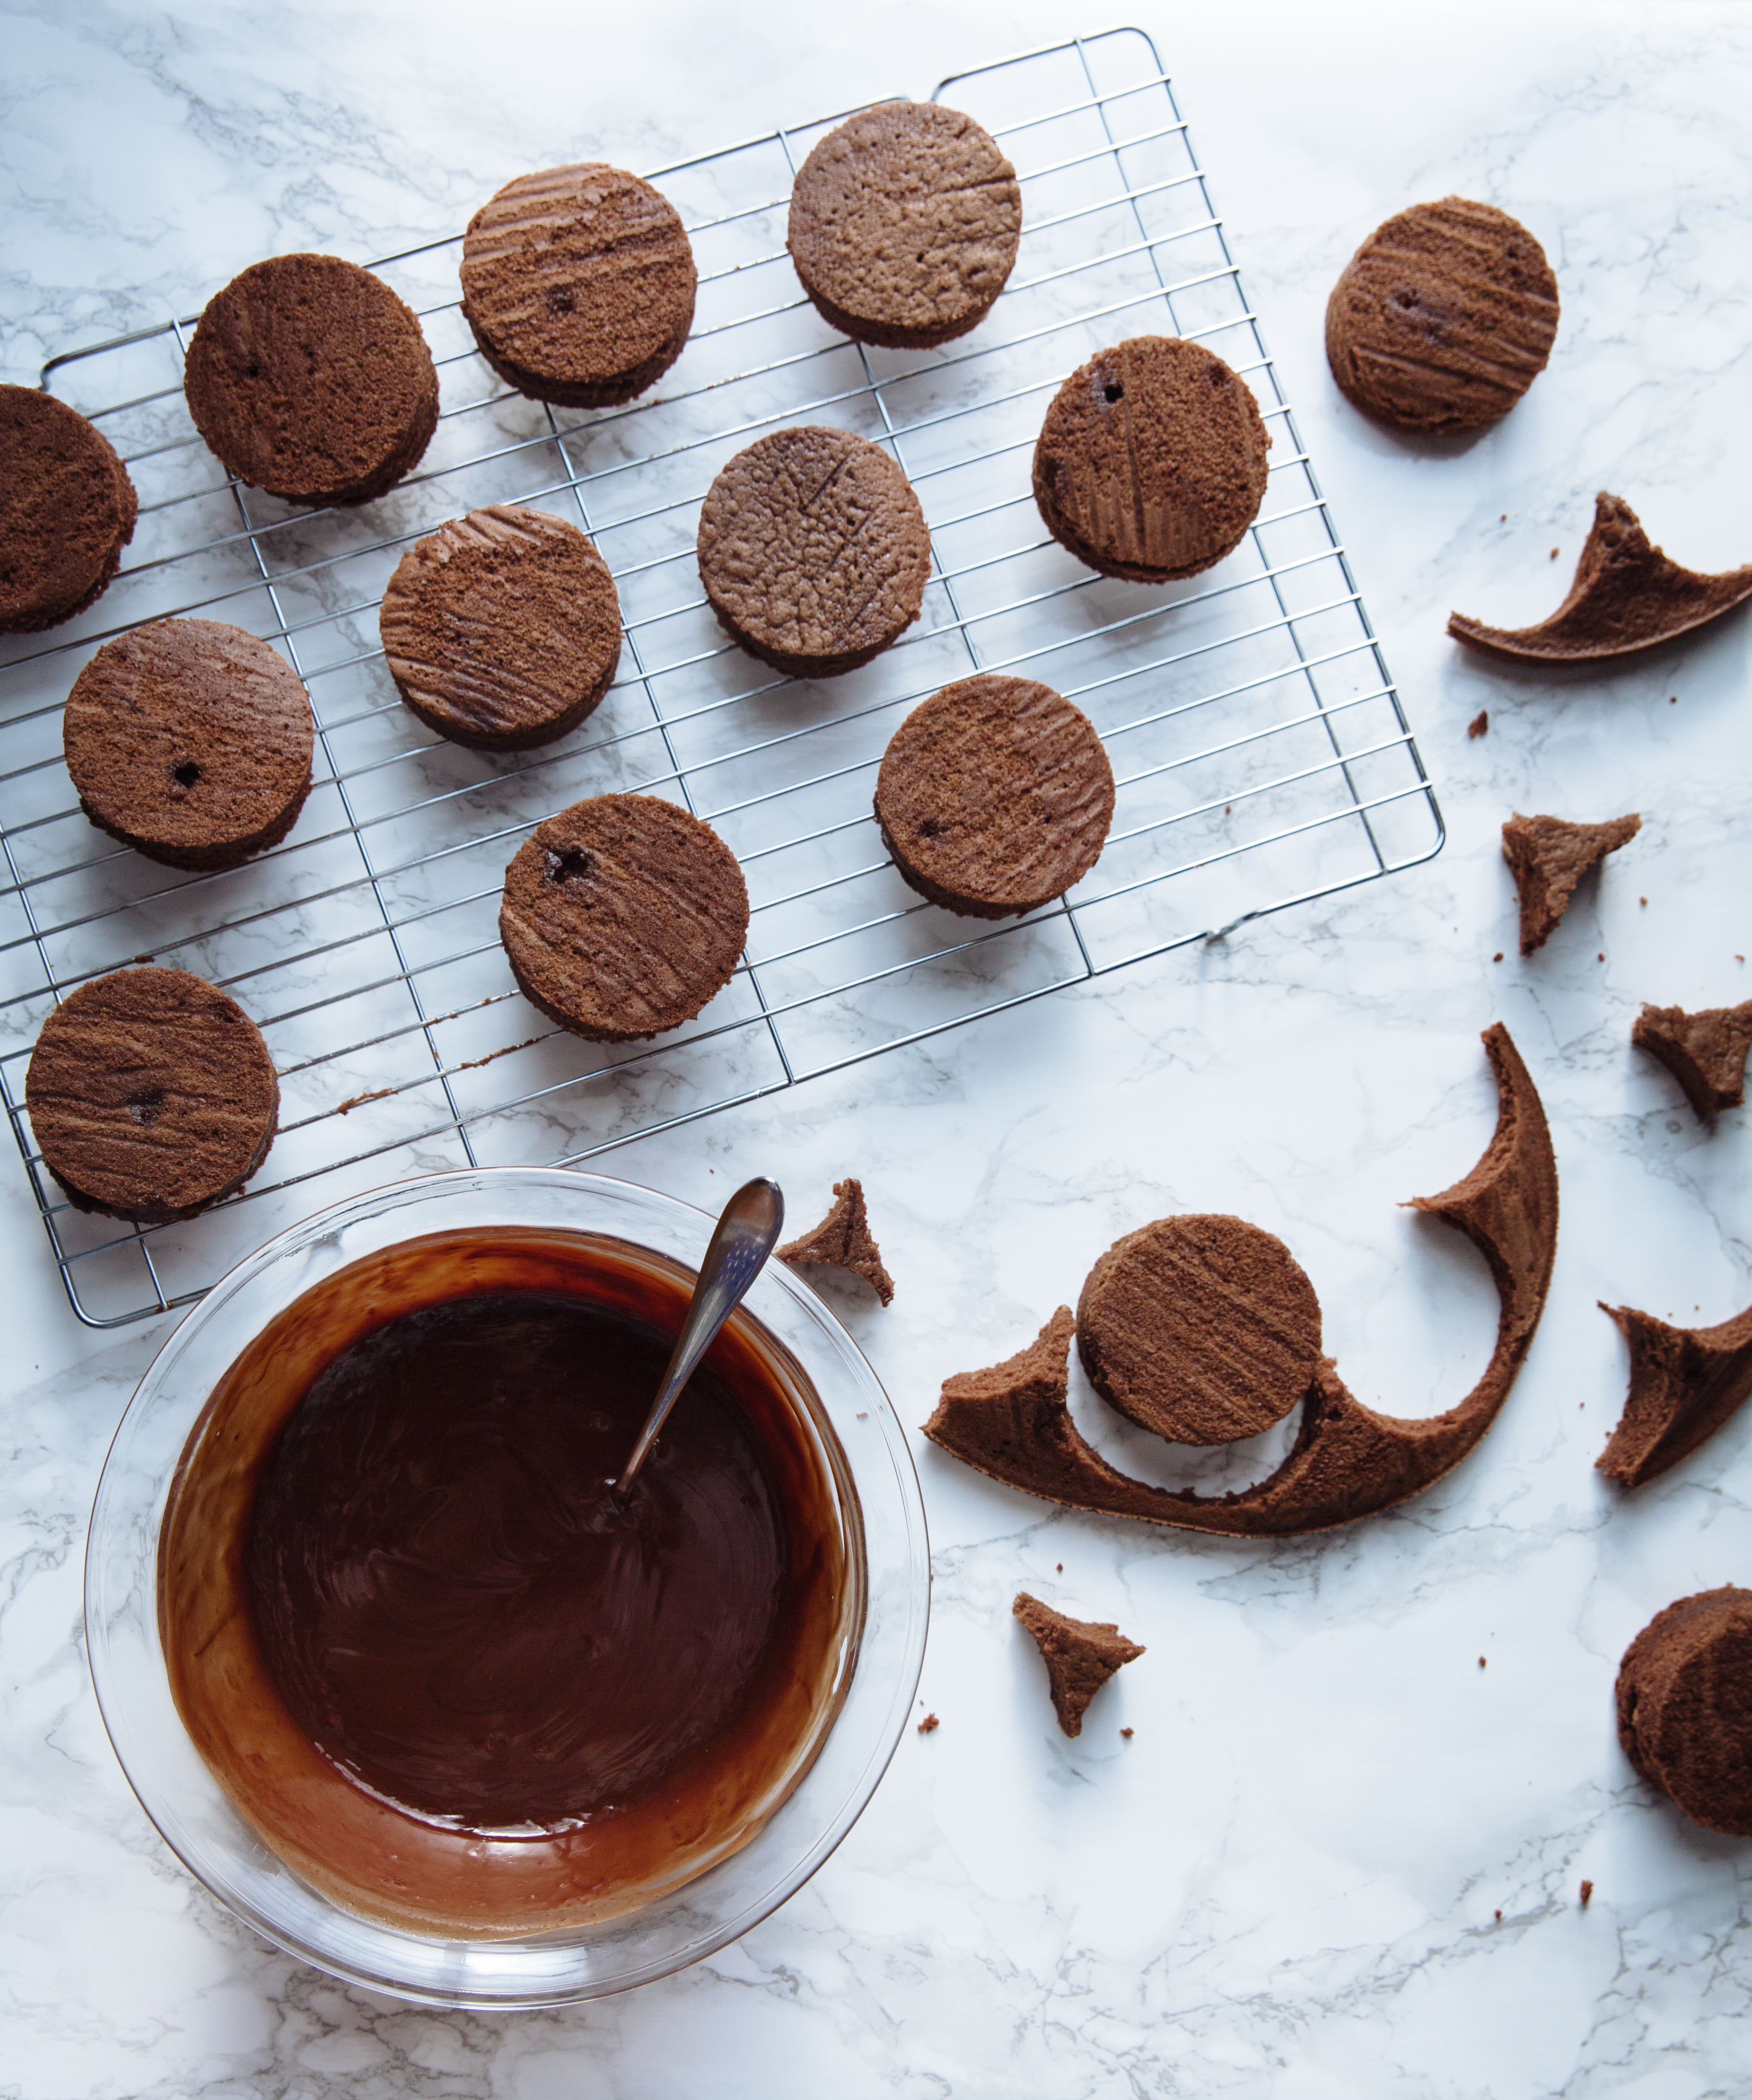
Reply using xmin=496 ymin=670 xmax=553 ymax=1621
xmin=183 ymin=252 xmax=439 ymax=506
xmin=1325 ymin=197 xmax=1559 ymax=435
xmin=26 ymin=966 xmax=279 ymax=1223
xmin=499 ymin=793 xmax=750 ymax=1041
xmin=1033 ymin=336 xmax=1271 ymax=582
xmin=874 ymin=674 xmax=1114 ymax=918
xmin=1076 ymin=1214 xmax=1323 ymax=1446
xmin=697 ymin=425 xmax=931 ymax=677
xmin=379 ymin=505 xmax=622 ymax=750
xmin=460 ymin=164 xmax=697 ymax=407
xmin=788 ymin=101 xmax=1022 ymax=348
xmin=1616 ymin=1587 xmax=1752 ymax=1836
xmin=64 ymin=617 xmax=313 ymax=869
xmin=0 ymin=384 xmax=138 ymax=634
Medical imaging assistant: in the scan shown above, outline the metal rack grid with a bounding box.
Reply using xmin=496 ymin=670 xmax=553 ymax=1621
xmin=0 ymin=26 xmax=1442 ymax=1327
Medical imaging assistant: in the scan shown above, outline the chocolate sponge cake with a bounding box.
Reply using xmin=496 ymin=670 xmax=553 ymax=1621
xmin=26 ymin=967 xmax=279 ymax=1223
xmin=1013 ymin=1592 xmax=1144 ymax=1739
xmin=1450 ymin=494 xmax=1752 ymax=664
xmin=874 ymin=674 xmax=1114 ymax=919
xmin=183 ymin=253 xmax=439 ymax=507
xmin=1033 ymin=336 xmax=1270 ymax=582
xmin=0 ymin=385 xmax=138 ymax=634
xmin=63 ymin=618 xmax=313 ymax=870
xmin=461 ymin=164 xmax=696 ymax=408
xmin=1076 ymin=1214 xmax=1323 ymax=1446
xmin=379 ymin=505 xmax=622 ymax=750
xmin=1596 ymin=1299 xmax=1752 ymax=1490
xmin=1632 ymin=1001 xmax=1752 ymax=1124
xmin=697 ymin=426 xmax=930 ymax=677
xmin=1616 ymin=1588 xmax=1752 ymax=1835
xmin=923 ymin=1026 xmax=1558 ymax=1536
xmin=499 ymin=794 xmax=749 ymax=1042
xmin=1501 ymin=811 xmax=1640 ymax=956
xmin=1325 ymin=198 xmax=1559 ymax=435
xmin=788 ymin=102 xmax=1022 ymax=349
xmin=777 ymin=1177 xmax=894 ymax=1305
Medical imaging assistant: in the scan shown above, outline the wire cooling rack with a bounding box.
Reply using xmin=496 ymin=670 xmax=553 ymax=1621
xmin=0 ymin=27 xmax=1441 ymax=1326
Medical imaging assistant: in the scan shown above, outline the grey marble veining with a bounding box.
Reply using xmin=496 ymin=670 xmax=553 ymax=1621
xmin=5 ymin=1 xmax=1752 ymax=2093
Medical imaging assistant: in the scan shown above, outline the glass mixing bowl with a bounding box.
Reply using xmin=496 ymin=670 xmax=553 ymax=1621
xmin=85 ymin=1168 xmax=929 ymax=2007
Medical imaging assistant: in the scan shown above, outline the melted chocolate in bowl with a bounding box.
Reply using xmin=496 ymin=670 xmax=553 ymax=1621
xmin=158 ymin=1228 xmax=859 ymax=1938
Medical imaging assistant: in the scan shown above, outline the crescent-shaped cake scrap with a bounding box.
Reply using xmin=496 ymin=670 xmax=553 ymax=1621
xmin=1596 ymin=1300 xmax=1752 ymax=1489
xmin=921 ymin=1023 xmax=1558 ymax=1535
xmin=1448 ymin=493 xmax=1752 ymax=664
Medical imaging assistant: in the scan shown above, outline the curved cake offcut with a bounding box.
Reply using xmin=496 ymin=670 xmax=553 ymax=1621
xmin=1617 ymin=1588 xmax=1752 ymax=1835
xmin=777 ymin=1176 xmax=894 ymax=1305
xmin=1596 ymin=1301 xmax=1752 ymax=1489
xmin=1012 ymin=1592 xmax=1144 ymax=1738
xmin=1449 ymin=494 xmax=1752 ymax=664
xmin=921 ymin=1024 xmax=1558 ymax=1536
xmin=1632 ymin=1001 xmax=1752 ymax=1123
xmin=1502 ymin=811 xmax=1640 ymax=956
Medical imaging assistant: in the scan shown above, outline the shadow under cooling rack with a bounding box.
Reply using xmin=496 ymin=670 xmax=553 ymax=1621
xmin=0 ymin=26 xmax=1441 ymax=1325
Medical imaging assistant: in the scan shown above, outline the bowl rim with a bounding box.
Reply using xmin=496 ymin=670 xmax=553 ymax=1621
xmin=85 ymin=1164 xmax=930 ymax=2006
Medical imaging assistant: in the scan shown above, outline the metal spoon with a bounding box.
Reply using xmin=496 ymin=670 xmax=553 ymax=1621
xmin=614 ymin=1176 xmax=785 ymax=1492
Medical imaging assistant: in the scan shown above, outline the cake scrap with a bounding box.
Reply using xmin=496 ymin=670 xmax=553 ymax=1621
xmin=1631 ymin=1001 xmax=1752 ymax=1122
xmin=1449 ymin=494 xmax=1752 ymax=663
xmin=1596 ymin=1299 xmax=1752 ymax=1488
xmin=1501 ymin=812 xmax=1640 ymax=956
xmin=1012 ymin=1592 xmax=1144 ymax=1738
xmin=777 ymin=1177 xmax=894 ymax=1305
xmin=922 ymin=1025 xmax=1557 ymax=1536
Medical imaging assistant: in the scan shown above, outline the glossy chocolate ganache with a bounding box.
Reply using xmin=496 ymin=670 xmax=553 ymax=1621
xmin=159 ymin=1229 xmax=858 ymax=1936
xmin=248 ymin=1291 xmax=790 ymax=1829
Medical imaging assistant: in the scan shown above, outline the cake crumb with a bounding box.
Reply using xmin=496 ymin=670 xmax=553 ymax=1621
xmin=336 ymin=1086 xmax=395 ymax=1116
xmin=1499 ymin=513 xmax=1507 ymax=523
xmin=1640 ymin=897 xmax=1647 ymax=907
xmin=917 ymin=1713 xmax=939 ymax=1734
xmin=1120 ymin=1727 xmax=1134 ymax=1739
xmin=1479 ymin=1656 xmax=1487 ymax=1668
xmin=1494 ymin=1908 xmax=1503 ymax=1921
xmin=1493 ymin=953 xmax=1504 ymax=963
xmin=1550 ymin=547 xmax=1560 ymax=559
xmin=1598 ymin=953 xmax=1606 ymax=962
xmin=1056 ymin=1563 xmax=1063 ymax=1572
xmin=1467 ymin=709 xmax=1489 ymax=739
xmin=1579 ymin=1879 xmax=1594 ymax=1908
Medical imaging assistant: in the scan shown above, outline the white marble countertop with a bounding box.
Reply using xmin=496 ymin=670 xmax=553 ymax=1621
xmin=6 ymin=2 xmax=1752 ymax=2092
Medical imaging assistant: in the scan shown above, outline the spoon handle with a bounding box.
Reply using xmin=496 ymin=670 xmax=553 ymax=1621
xmin=615 ymin=1177 xmax=785 ymax=1491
